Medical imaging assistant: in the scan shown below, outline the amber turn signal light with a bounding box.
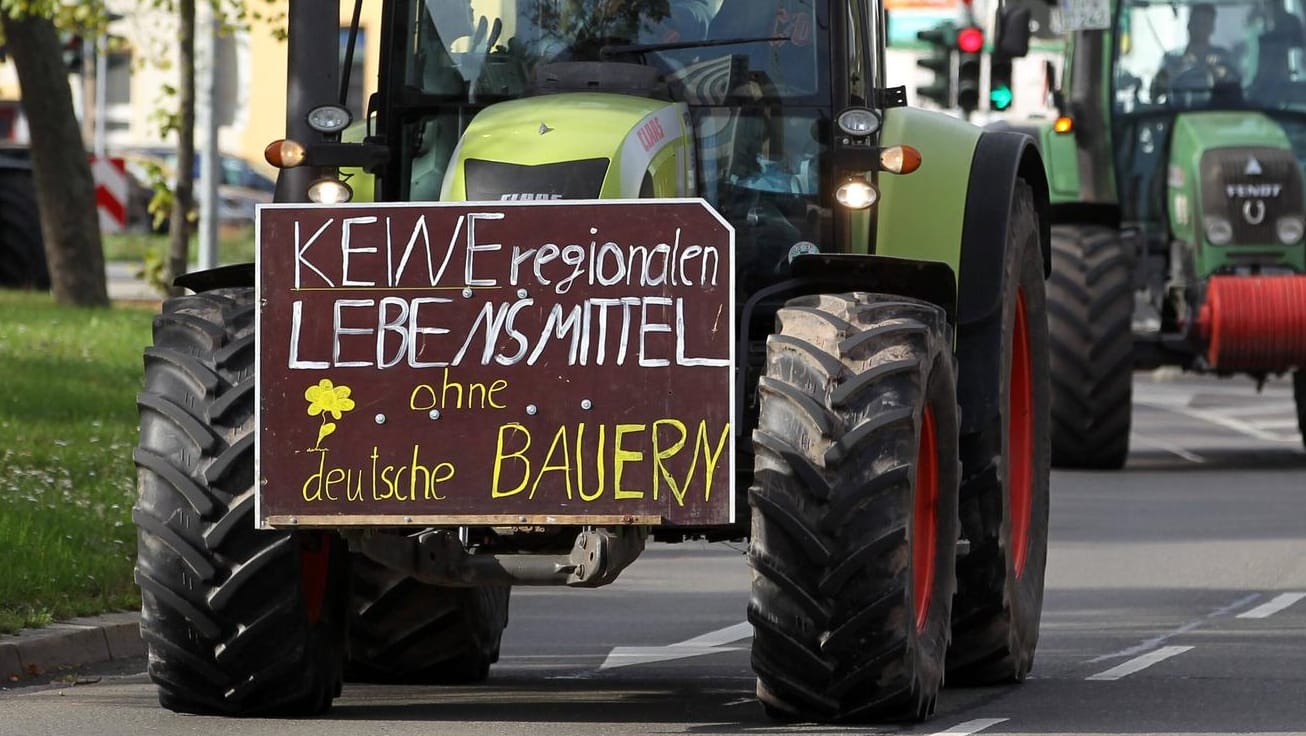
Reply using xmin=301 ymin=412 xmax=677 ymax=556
xmin=264 ymin=139 xmax=307 ymax=168
xmin=1053 ymin=116 xmax=1074 ymax=134
xmin=879 ymin=145 xmax=922 ymax=175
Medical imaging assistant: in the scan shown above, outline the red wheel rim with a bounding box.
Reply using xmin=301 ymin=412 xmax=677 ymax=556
xmin=913 ymin=404 xmax=939 ymax=632
xmin=1009 ymin=289 xmax=1034 ymax=577
xmin=299 ymin=533 xmax=331 ymax=625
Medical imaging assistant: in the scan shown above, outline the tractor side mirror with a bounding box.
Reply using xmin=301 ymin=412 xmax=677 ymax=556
xmin=1045 ymin=60 xmax=1065 ymax=110
xmin=995 ymin=5 xmax=1033 ymax=58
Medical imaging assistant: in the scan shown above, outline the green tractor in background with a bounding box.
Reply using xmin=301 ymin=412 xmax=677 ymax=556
xmin=132 ymin=0 xmax=1053 ymax=723
xmin=1026 ymin=0 xmax=1306 ymax=467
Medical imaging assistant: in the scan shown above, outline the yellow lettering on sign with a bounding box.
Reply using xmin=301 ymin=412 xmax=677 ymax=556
xmin=530 ymin=425 xmax=573 ymax=500
xmin=409 ymin=369 xmax=509 ymax=411
xmin=651 ymin=418 xmax=688 ymax=503
xmin=487 ymin=419 xmax=728 ymax=505
xmin=576 ymin=423 xmax=607 ymax=502
xmin=613 ymin=424 xmax=646 ymax=500
xmin=492 ymin=423 xmax=531 ymax=498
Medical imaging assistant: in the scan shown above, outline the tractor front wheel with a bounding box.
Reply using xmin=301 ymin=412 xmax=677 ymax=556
xmin=1047 ymin=224 xmax=1134 ymax=469
xmin=134 ymin=288 xmax=347 ymax=716
xmin=948 ymin=180 xmax=1051 ymax=685
xmin=749 ymin=293 xmax=959 ymax=722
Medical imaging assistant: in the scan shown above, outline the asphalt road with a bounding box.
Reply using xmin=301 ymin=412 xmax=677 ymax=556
xmin=3 ymin=373 xmax=1303 ymax=736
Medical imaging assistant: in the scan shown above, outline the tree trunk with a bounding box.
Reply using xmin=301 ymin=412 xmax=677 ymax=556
xmin=167 ymin=0 xmax=197 ymax=297
xmin=0 ymin=11 xmax=109 ymax=307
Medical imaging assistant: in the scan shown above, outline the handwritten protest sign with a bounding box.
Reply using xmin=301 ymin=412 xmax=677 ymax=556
xmin=256 ymin=200 xmax=735 ymax=528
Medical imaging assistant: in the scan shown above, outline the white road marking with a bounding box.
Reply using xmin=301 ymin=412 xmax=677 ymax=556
xmin=600 ymin=622 xmax=752 ymax=670
xmin=1245 ymin=417 xmax=1304 ymax=431
xmin=1131 ymin=432 xmax=1205 ymax=463
xmin=1211 ymin=403 xmax=1296 ymax=417
xmin=1237 ymin=592 xmax=1306 ymax=619
xmin=1086 ymin=645 xmax=1194 ymax=681
xmin=929 ymin=718 xmax=1010 ymax=735
xmin=1136 ymin=399 xmax=1297 ymax=443
xmin=1088 ymin=592 xmax=1259 ymax=663
xmin=677 ymin=621 xmax=753 ymax=647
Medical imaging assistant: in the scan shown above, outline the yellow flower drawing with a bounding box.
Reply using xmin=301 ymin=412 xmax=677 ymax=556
xmin=304 ymin=379 xmax=355 ymax=448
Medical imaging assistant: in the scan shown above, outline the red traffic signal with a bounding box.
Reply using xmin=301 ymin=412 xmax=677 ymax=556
xmin=957 ymin=26 xmax=984 ymax=54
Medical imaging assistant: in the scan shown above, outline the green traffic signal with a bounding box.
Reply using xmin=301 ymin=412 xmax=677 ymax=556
xmin=989 ymin=56 xmax=1015 ymax=112
xmin=991 ymin=85 xmax=1014 ymax=111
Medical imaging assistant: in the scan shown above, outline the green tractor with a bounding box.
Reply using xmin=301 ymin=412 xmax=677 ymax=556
xmin=1027 ymin=0 xmax=1306 ymax=467
xmin=132 ymin=0 xmax=1052 ymax=722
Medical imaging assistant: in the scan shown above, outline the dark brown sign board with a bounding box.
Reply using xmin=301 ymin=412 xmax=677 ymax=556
xmin=255 ymin=200 xmax=735 ymax=528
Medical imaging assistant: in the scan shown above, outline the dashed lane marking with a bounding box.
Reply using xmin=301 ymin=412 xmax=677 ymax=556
xmin=1237 ymin=592 xmax=1306 ymax=619
xmin=1136 ymin=399 xmax=1298 ymax=443
xmin=1088 ymin=592 xmax=1260 ymax=663
xmin=1086 ymin=645 xmax=1194 ymax=681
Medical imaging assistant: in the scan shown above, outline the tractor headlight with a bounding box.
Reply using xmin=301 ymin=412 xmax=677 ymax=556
xmin=1276 ymin=216 xmax=1304 ymax=244
xmin=306 ymin=104 xmax=353 ymax=134
xmin=1204 ymin=215 xmax=1233 ymax=245
xmin=835 ymin=177 xmax=878 ymax=209
xmin=307 ymin=177 xmax=353 ymax=204
xmin=837 ymin=108 xmax=880 ymax=137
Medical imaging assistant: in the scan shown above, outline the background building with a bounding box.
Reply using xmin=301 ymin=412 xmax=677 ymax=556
xmin=0 ymin=2 xmax=381 ymax=177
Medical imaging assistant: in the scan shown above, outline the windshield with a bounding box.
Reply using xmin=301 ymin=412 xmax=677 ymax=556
xmin=407 ymin=0 xmax=826 ymax=104
xmin=1114 ymin=0 xmax=1306 ymax=111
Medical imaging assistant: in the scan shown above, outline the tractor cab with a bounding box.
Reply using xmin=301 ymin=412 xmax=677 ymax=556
xmin=275 ymin=0 xmax=916 ymax=299
xmin=389 ymin=0 xmax=833 ymax=292
xmin=1102 ymin=0 xmax=1306 ymax=259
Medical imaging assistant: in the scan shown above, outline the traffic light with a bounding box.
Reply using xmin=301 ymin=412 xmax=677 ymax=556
xmin=60 ymin=32 xmax=84 ymax=72
xmin=915 ymin=22 xmax=956 ymax=109
xmin=955 ymin=25 xmax=984 ymax=115
xmin=990 ymin=54 xmax=1015 ymax=111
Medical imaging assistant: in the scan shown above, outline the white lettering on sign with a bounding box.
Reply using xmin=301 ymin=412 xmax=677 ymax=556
xmin=278 ymin=210 xmax=730 ymax=372
xmin=290 ymin=217 xmax=721 ymax=294
xmin=288 ymin=294 xmax=729 ymax=371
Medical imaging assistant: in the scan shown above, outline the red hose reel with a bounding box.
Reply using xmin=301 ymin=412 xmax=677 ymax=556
xmin=1196 ymin=275 xmax=1306 ymax=371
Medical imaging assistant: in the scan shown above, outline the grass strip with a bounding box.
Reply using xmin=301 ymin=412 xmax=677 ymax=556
xmin=0 ymin=291 xmax=153 ymax=634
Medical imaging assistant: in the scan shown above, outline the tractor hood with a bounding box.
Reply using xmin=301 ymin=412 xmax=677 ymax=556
xmin=440 ymin=93 xmax=693 ymax=202
xmin=1167 ymin=111 xmax=1305 ymax=271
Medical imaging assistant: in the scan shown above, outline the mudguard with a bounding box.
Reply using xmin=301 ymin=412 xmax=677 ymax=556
xmin=954 ymin=130 xmax=1051 ymax=434
xmin=173 ymin=262 xmax=255 ymax=292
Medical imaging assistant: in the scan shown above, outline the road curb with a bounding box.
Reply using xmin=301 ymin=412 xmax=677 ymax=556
xmin=1 ymin=613 xmax=143 ymax=682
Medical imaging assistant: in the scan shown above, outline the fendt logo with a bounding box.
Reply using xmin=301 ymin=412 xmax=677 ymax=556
xmin=1226 ymin=183 xmax=1282 ymax=198
xmin=500 ymin=193 xmax=563 ymax=201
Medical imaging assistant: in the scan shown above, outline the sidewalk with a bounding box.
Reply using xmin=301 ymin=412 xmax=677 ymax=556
xmin=106 ymin=262 xmax=161 ymax=303
xmin=1 ymin=613 xmax=143 ymax=683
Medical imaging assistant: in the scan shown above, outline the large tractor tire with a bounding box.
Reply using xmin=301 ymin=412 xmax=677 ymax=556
xmin=1295 ymin=371 xmax=1306 ymax=451
xmin=347 ymin=554 xmax=509 ymax=683
xmin=134 ymin=288 xmax=347 ymax=716
xmin=0 ymin=166 xmax=50 ymax=290
xmin=948 ymin=180 xmax=1051 ymax=685
xmin=1046 ymin=224 xmax=1134 ymax=469
xmin=749 ymin=293 xmax=960 ymax=722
